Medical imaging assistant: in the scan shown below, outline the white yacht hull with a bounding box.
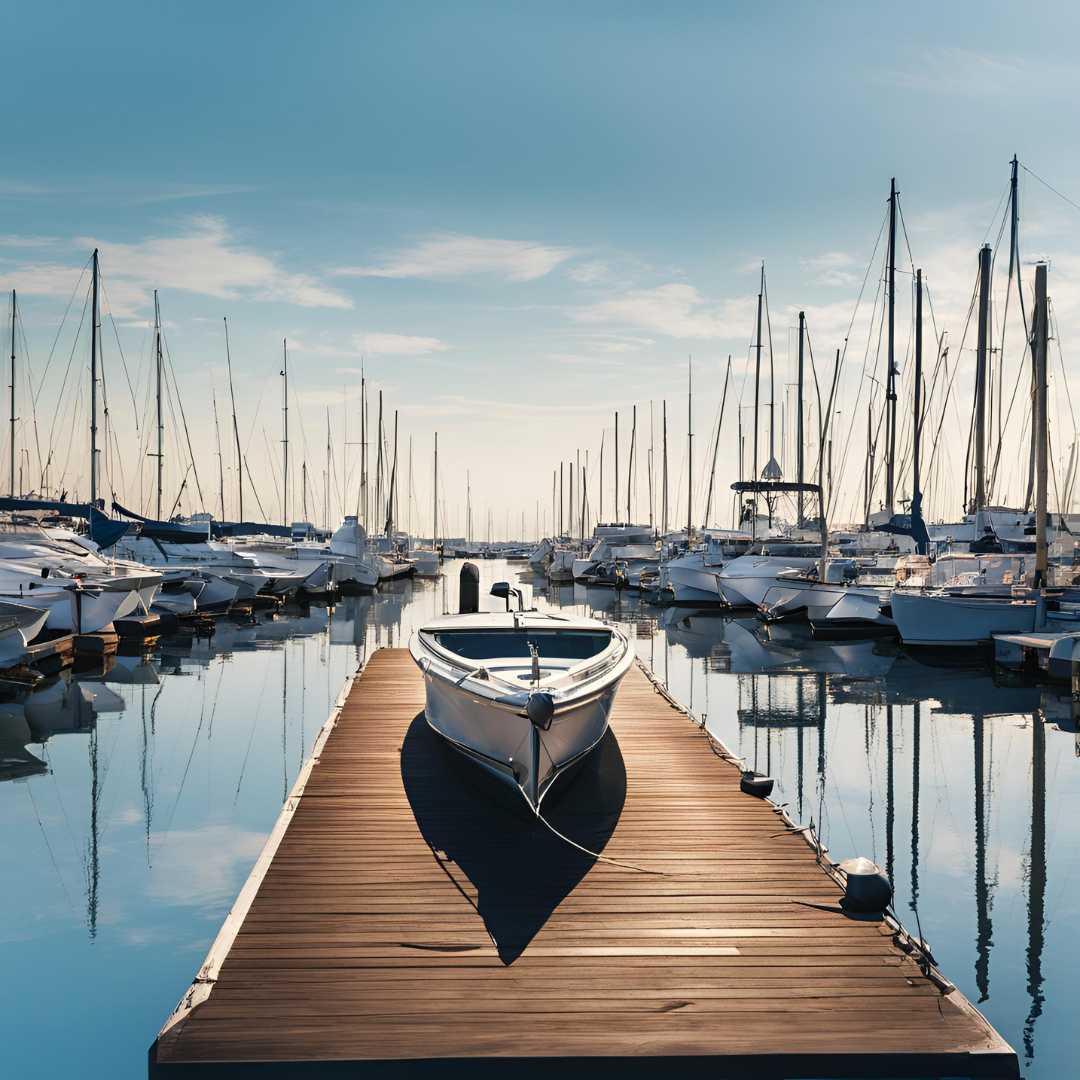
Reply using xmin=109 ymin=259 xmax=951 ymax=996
xmin=717 ymin=556 xmax=820 ymax=608
xmin=25 ymin=586 xmax=141 ymax=633
xmin=890 ymin=592 xmax=1036 ymax=646
xmin=663 ymin=554 xmax=724 ymax=604
xmin=761 ymin=582 xmax=893 ymax=630
xmin=0 ymin=601 xmax=50 ymax=666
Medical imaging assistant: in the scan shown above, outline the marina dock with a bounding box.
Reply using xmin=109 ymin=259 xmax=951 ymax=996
xmin=148 ymin=648 xmax=1018 ymax=1078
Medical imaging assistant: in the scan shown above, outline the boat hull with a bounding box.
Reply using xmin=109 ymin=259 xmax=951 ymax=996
xmin=420 ymin=667 xmax=618 ymax=812
xmin=717 ymin=555 xmax=820 ymax=608
xmin=663 ymin=555 xmax=725 ymax=604
xmin=891 ymin=591 xmax=1036 ymax=646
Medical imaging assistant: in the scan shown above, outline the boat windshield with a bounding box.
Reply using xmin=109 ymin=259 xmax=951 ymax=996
xmin=432 ymin=628 xmax=611 ymax=661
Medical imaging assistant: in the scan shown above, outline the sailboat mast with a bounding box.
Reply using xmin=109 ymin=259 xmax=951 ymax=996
xmin=375 ymin=391 xmax=383 ymax=530
xmin=9 ymin=289 xmax=15 ymax=499
xmin=388 ymin=410 xmax=398 ymax=536
xmin=90 ymin=249 xmax=99 ymax=505
xmin=1010 ymin=156 xmax=1035 ymax=512
xmin=1034 ymin=263 xmax=1049 ymax=588
xmin=797 ymin=311 xmax=805 ymax=526
xmin=627 ymin=405 xmax=635 ymax=524
xmin=282 ymin=339 xmax=289 ymax=525
xmin=661 ymin=400 xmax=668 ymax=536
xmin=865 ymin=406 xmax=873 ymax=524
xmin=433 ymin=432 xmax=439 ymax=550
xmin=974 ymin=244 xmax=992 ymax=511
xmin=224 ymin=318 xmax=242 ymax=522
xmin=212 ymin=380 xmax=224 ymax=520
xmin=704 ymin=357 xmax=731 ymax=529
xmin=649 ymin=402 xmax=654 ymax=531
xmin=753 ymin=264 xmax=763 ymax=481
xmin=614 ymin=411 xmax=619 ymax=525
xmin=154 ymin=290 xmax=164 ymax=520
xmin=407 ymin=434 xmax=413 ymax=537
xmin=912 ymin=268 xmax=927 ymax=555
xmin=559 ymin=462 xmax=564 ymax=536
xmin=686 ymin=357 xmax=693 ymax=536
xmin=581 ymin=464 xmax=586 ymax=542
xmin=360 ymin=365 xmax=367 ymax=527
xmin=598 ymin=431 xmax=604 ymax=523
xmin=570 ymin=455 xmax=575 ymax=540
xmin=885 ymin=179 xmax=898 ymax=513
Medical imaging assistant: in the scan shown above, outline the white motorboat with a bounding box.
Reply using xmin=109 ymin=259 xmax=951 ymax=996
xmin=660 ymin=549 xmax=725 ymax=604
xmin=716 ymin=552 xmax=820 ymax=607
xmin=572 ymin=525 xmax=657 ymax=586
xmin=0 ymin=600 xmax=50 ymax=667
xmin=409 ymin=585 xmax=633 ymax=813
xmin=0 ymin=581 xmax=141 ymax=633
xmin=889 ymin=591 xmax=1041 ymax=646
xmin=759 ymin=562 xmax=895 ymax=635
xmin=528 ymin=537 xmax=554 ymax=569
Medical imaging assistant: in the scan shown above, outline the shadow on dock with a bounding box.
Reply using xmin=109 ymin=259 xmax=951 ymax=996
xmin=400 ymin=713 xmax=626 ymax=964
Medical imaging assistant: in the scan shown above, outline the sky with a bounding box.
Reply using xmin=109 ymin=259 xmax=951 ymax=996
xmin=4 ymin=0 xmax=1080 ymax=539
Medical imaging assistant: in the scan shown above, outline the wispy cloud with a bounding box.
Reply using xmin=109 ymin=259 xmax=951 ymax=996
xmin=130 ymin=184 xmax=263 ymax=204
xmin=574 ymin=283 xmax=750 ymax=340
xmin=290 ymin=331 xmax=449 ymax=363
xmin=0 ymin=214 xmax=352 ymax=316
xmin=353 ymin=331 xmax=447 ymax=356
xmin=338 ymin=231 xmax=572 ymax=282
xmin=147 ymin=825 xmax=266 ymax=907
xmin=801 ymin=251 xmax=860 ymax=287
xmin=0 ymin=234 xmax=61 ymax=247
xmin=566 ymin=259 xmax=614 ymax=285
xmin=585 ymin=332 xmax=656 ymax=353
xmin=875 ymin=47 xmax=1029 ymax=97
xmin=0 ymin=180 xmax=51 ymax=198
xmin=406 ymin=393 xmax=619 ymax=419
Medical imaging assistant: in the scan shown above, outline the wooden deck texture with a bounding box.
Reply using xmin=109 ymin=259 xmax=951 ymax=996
xmin=149 ymin=648 xmax=1018 ymax=1078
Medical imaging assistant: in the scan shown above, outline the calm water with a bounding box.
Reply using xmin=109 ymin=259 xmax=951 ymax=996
xmin=1 ymin=559 xmax=1076 ymax=1077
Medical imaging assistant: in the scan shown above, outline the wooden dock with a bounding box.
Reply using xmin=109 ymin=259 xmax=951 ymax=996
xmin=149 ymin=648 xmax=1018 ymax=1078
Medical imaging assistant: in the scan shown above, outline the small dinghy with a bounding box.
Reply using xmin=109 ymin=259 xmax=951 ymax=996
xmin=409 ymin=581 xmax=633 ymax=813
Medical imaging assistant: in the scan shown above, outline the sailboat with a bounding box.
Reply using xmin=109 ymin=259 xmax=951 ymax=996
xmin=891 ymin=260 xmax=1057 ymax=645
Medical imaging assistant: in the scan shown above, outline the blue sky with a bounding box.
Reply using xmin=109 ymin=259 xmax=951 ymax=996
xmin=3 ymin=1 xmax=1080 ymax=535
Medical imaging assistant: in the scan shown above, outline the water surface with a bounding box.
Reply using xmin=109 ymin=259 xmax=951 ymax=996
xmin=1 ymin=560 xmax=1075 ymax=1077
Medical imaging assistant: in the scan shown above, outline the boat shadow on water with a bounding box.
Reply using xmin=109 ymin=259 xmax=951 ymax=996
xmin=400 ymin=711 xmax=626 ymax=964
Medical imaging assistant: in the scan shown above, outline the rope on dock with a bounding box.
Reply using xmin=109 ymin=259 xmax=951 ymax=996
xmin=535 ymin=805 xmax=663 ymax=875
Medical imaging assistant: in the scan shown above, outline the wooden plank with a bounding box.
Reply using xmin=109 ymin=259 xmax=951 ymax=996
xmin=149 ymin=648 xmax=1018 ymax=1079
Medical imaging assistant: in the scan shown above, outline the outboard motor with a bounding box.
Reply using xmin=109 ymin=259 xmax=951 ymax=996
xmin=459 ymin=562 xmax=479 ymax=614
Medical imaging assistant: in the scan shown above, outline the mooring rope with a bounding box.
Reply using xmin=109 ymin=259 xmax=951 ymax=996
xmin=534 ymin=804 xmax=662 ymax=875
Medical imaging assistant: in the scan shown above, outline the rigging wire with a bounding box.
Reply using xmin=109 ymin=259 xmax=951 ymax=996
xmin=1020 ymin=163 xmax=1080 ymax=216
